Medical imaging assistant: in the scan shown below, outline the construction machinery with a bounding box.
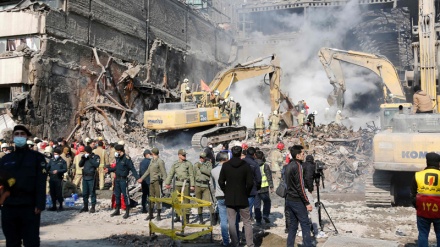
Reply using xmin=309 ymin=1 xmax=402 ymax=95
xmin=144 ymin=55 xmax=296 ymax=148
xmin=364 ymin=0 xmax=440 ymax=207
xmin=318 ymin=47 xmax=407 ymax=110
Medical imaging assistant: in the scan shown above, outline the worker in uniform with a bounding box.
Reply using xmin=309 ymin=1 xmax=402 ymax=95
xmin=0 ymin=125 xmax=47 ymax=247
xmin=148 ymin=130 xmax=157 ymax=147
xmin=254 ymin=112 xmax=265 ymax=144
xmin=226 ymin=96 xmax=237 ymax=126
xmin=297 ymin=110 xmax=305 ymax=127
xmin=0 ymin=143 xmax=9 ymax=159
xmin=108 ymin=142 xmax=116 ymax=191
xmin=335 ymin=110 xmax=344 ymax=125
xmin=72 ymin=145 xmax=85 ymax=192
xmin=235 ymin=101 xmax=242 ymax=125
xmin=410 ymin=152 xmax=440 ymax=246
xmin=268 ymin=110 xmax=281 ymax=145
xmin=47 ymin=148 xmax=67 ymax=211
xmin=184 ymin=86 xmax=193 ymax=102
xmin=307 ymin=111 xmax=317 ymax=133
xmin=165 ymin=149 xmax=195 ymax=223
xmin=60 ymin=146 xmax=72 ymax=181
xmin=210 ymin=90 xmax=224 ymax=107
xmin=269 ymin=142 xmax=284 ymax=188
xmin=137 ymin=147 xmax=167 ymax=221
xmin=193 ymin=152 xmax=213 ymax=224
xmin=79 ymin=146 xmax=100 ymax=213
xmin=181 ymin=78 xmax=189 ymax=102
xmin=93 ymin=141 xmax=109 ymax=190
xmin=106 ymin=145 xmax=139 ymax=219
xmin=138 ymin=149 xmax=152 ymax=214
xmin=254 ymin=150 xmax=273 ymax=226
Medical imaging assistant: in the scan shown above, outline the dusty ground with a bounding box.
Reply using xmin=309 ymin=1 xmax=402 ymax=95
xmin=0 ymin=190 xmax=434 ymax=247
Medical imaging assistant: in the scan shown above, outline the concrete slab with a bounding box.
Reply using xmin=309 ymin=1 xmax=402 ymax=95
xmin=322 ymin=236 xmax=400 ymax=247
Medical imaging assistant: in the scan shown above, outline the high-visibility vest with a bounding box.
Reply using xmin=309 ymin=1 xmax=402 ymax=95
xmin=415 ymin=168 xmax=440 ymax=218
xmin=260 ymin=164 xmax=269 ymax=188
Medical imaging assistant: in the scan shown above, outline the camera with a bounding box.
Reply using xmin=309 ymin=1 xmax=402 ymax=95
xmin=314 ymin=160 xmax=326 ymax=188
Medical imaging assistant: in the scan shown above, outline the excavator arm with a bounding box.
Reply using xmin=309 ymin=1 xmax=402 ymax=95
xmin=318 ymin=47 xmax=406 ymax=110
xmin=208 ymin=55 xmax=282 ymax=112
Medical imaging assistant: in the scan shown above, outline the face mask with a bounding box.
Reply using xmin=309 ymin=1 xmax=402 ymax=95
xmin=208 ymin=145 xmax=213 ymax=148
xmin=13 ymin=137 xmax=27 ymax=147
xmin=52 ymin=145 xmax=56 ymax=148
xmin=85 ymin=153 xmax=89 ymax=158
xmin=4 ymin=151 xmax=10 ymax=154
xmin=115 ymin=152 xmax=119 ymax=157
xmin=54 ymin=155 xmax=60 ymax=160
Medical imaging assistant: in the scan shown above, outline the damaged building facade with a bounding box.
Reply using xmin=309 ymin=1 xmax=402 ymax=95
xmin=0 ymin=0 xmax=234 ymax=140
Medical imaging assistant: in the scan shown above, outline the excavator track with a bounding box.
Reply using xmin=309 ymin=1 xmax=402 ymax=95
xmin=191 ymin=126 xmax=247 ymax=148
xmin=365 ymin=170 xmax=393 ymax=207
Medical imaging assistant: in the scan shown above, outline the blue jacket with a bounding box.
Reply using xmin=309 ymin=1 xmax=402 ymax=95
xmin=0 ymin=147 xmax=47 ymax=210
xmin=79 ymin=154 xmax=100 ymax=180
xmin=139 ymin=158 xmax=151 ymax=184
xmin=243 ymin=155 xmax=262 ymax=196
xmin=47 ymin=157 xmax=67 ymax=180
xmin=108 ymin=154 xmax=139 ymax=179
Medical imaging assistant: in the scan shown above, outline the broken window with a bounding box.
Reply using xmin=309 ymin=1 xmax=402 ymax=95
xmin=1 ymin=36 xmax=40 ymax=52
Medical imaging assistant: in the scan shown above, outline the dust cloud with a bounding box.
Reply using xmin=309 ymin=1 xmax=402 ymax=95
xmin=229 ymin=0 xmax=387 ymax=129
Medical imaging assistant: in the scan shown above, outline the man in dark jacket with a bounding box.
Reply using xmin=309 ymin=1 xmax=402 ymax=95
xmin=0 ymin=125 xmax=47 ymax=247
xmin=139 ymin=149 xmax=152 ymax=214
xmin=47 ymin=147 xmax=67 ymax=211
xmin=302 ymin=155 xmax=321 ymax=237
xmin=254 ymin=151 xmax=273 ymax=226
xmin=285 ymin=145 xmax=312 ymax=247
xmin=219 ymin=146 xmax=254 ymax=247
xmin=242 ymin=146 xmax=262 ymax=220
xmin=106 ymin=144 xmax=139 ymax=219
xmin=79 ymin=146 xmax=100 ymax=213
xmin=204 ymin=142 xmax=215 ymax=165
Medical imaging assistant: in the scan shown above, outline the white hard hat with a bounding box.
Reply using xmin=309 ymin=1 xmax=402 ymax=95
xmin=300 ymin=110 xmax=304 ymax=113
xmin=118 ymin=140 xmax=125 ymax=145
xmin=225 ymin=98 xmax=229 ymax=102
xmin=184 ymin=78 xmax=189 ymax=83
xmin=229 ymin=96 xmax=234 ymax=101
xmin=273 ymin=110 xmax=278 ymax=115
xmin=185 ymin=86 xmax=190 ymax=91
xmin=85 ymin=137 xmax=91 ymax=143
xmin=337 ymin=110 xmax=341 ymax=114
xmin=44 ymin=146 xmax=53 ymax=153
xmin=33 ymin=137 xmax=39 ymax=141
xmin=1 ymin=143 xmax=8 ymax=149
xmin=26 ymin=140 xmax=34 ymax=145
xmin=214 ymin=90 xmax=219 ymax=96
xmin=313 ymin=110 xmax=318 ymax=115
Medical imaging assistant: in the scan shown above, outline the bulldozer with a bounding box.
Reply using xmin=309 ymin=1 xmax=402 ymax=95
xmin=144 ymin=55 xmax=296 ymax=148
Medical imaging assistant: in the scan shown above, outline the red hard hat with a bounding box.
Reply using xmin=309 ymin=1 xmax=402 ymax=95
xmin=277 ymin=142 xmax=285 ymax=150
xmin=241 ymin=143 xmax=248 ymax=150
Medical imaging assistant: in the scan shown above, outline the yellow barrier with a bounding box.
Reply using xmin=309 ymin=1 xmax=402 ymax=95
xmin=148 ymin=190 xmax=213 ymax=240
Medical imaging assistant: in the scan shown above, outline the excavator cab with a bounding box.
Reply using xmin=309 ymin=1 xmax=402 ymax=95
xmin=379 ymin=103 xmax=412 ymax=130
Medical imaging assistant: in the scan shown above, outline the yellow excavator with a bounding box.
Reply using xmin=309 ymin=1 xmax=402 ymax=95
xmin=368 ymin=0 xmax=440 ymax=207
xmin=144 ymin=55 xmax=296 ymax=148
xmin=318 ymin=47 xmax=407 ymax=109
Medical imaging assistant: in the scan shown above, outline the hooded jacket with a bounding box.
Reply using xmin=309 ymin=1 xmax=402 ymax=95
xmin=219 ymin=157 xmax=254 ymax=208
xmin=302 ymin=155 xmax=315 ymax=193
xmin=243 ymin=154 xmax=262 ymax=196
xmin=413 ymin=90 xmax=433 ymax=113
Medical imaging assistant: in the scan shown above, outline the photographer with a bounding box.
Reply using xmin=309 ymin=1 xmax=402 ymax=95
xmin=302 ymin=155 xmax=324 ymax=238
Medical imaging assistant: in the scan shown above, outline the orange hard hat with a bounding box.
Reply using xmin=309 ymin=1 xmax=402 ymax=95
xmin=241 ymin=143 xmax=248 ymax=150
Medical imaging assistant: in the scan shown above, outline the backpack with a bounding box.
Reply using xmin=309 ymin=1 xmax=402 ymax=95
xmin=276 ymin=169 xmax=287 ymax=198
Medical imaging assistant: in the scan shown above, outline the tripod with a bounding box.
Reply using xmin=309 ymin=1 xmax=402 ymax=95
xmin=314 ymin=174 xmax=338 ymax=234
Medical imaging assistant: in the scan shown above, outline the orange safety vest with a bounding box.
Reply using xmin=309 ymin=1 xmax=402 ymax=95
xmin=415 ymin=168 xmax=440 ymax=218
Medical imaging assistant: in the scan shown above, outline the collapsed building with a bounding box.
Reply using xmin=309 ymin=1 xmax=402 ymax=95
xmin=0 ymin=0 xmax=417 ymax=142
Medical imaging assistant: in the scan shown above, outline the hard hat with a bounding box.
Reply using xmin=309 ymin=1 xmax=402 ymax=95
xmin=85 ymin=137 xmax=91 ymax=143
xmin=337 ymin=110 xmax=341 ymax=114
xmin=199 ymin=152 xmax=207 ymax=158
xmin=225 ymin=98 xmax=229 ymax=102
xmin=313 ymin=110 xmax=318 ymax=115
xmin=1 ymin=143 xmax=8 ymax=149
xmin=98 ymin=136 xmax=104 ymax=141
xmin=117 ymin=140 xmax=125 ymax=145
xmin=214 ymin=90 xmax=219 ymax=96
xmin=273 ymin=110 xmax=278 ymax=115
xmin=185 ymin=86 xmax=190 ymax=91
xmin=229 ymin=96 xmax=234 ymax=101
xmin=241 ymin=143 xmax=248 ymax=150
xmin=300 ymin=110 xmax=304 ymax=113
xmin=26 ymin=140 xmax=34 ymax=145
xmin=33 ymin=137 xmax=39 ymax=141
xmin=258 ymin=111 xmax=263 ymax=117
xmin=277 ymin=142 xmax=285 ymax=150
xmin=184 ymin=78 xmax=189 ymax=83
xmin=44 ymin=146 xmax=53 ymax=153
